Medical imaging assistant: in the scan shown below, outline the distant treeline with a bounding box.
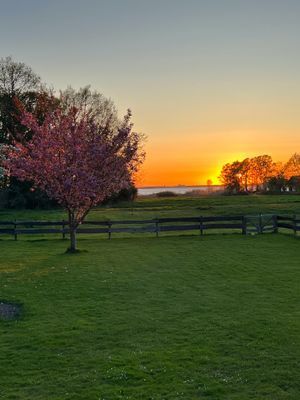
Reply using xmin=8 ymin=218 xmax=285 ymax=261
xmin=219 ymin=154 xmax=300 ymax=193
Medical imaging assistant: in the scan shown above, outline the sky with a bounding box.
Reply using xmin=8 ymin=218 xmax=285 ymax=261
xmin=1 ymin=0 xmax=300 ymax=186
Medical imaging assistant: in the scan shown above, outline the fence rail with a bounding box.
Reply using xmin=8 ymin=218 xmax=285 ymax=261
xmin=0 ymin=214 xmax=299 ymax=240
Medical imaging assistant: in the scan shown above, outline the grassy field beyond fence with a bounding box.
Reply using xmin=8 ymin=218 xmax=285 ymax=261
xmin=1 ymin=194 xmax=300 ymax=241
xmin=1 ymin=194 xmax=300 ymax=222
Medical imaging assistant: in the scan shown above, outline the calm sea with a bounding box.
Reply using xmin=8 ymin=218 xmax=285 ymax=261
xmin=138 ymin=186 xmax=224 ymax=196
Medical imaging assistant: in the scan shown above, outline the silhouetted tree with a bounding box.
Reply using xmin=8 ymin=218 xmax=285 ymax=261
xmin=219 ymin=155 xmax=277 ymax=193
xmin=249 ymin=155 xmax=275 ymax=191
xmin=284 ymin=153 xmax=300 ymax=179
xmin=266 ymin=175 xmax=287 ymax=192
xmin=219 ymin=161 xmax=243 ymax=193
xmin=0 ymin=56 xmax=41 ymax=144
xmin=288 ymin=175 xmax=300 ymax=192
xmin=238 ymin=158 xmax=251 ymax=191
xmin=60 ymin=86 xmax=119 ymax=131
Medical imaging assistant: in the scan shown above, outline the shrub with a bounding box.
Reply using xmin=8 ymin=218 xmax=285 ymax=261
xmin=156 ymin=191 xmax=177 ymax=197
xmin=102 ymin=185 xmax=138 ymax=204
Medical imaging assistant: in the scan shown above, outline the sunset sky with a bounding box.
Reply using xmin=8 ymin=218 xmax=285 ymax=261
xmin=1 ymin=0 xmax=300 ymax=186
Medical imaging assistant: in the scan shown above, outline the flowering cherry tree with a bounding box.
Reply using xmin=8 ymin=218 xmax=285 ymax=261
xmin=0 ymin=143 xmax=14 ymax=188
xmin=6 ymin=105 xmax=144 ymax=252
xmin=0 ymin=144 xmax=6 ymax=179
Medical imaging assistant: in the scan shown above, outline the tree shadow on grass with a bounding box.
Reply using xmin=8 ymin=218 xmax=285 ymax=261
xmin=0 ymin=300 xmax=23 ymax=321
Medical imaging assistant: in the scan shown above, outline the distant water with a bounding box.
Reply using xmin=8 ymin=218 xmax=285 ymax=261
xmin=138 ymin=186 xmax=224 ymax=196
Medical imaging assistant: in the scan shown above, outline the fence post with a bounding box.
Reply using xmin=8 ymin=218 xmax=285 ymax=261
xmin=200 ymin=216 xmax=203 ymax=236
xmin=273 ymin=215 xmax=278 ymax=234
xmin=14 ymin=219 xmax=17 ymax=241
xmin=242 ymin=216 xmax=246 ymax=235
xmin=108 ymin=221 xmax=112 ymax=240
xmin=155 ymin=219 xmax=159 ymax=238
xmin=62 ymin=219 xmax=66 ymax=239
xmin=259 ymin=213 xmax=263 ymax=234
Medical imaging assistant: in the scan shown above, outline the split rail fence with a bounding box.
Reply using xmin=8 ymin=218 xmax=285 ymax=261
xmin=0 ymin=214 xmax=299 ymax=240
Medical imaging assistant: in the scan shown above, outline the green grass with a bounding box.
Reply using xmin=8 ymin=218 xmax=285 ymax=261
xmin=1 ymin=234 xmax=300 ymax=399
xmin=1 ymin=195 xmax=300 ymax=398
xmin=1 ymin=194 xmax=300 ymax=223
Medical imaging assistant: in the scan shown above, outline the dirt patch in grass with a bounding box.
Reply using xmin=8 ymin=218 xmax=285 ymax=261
xmin=0 ymin=301 xmax=22 ymax=321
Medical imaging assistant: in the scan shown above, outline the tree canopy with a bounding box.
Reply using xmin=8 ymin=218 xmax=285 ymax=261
xmin=0 ymin=56 xmax=42 ymax=144
xmin=5 ymin=102 xmax=145 ymax=251
xmin=219 ymin=154 xmax=300 ymax=193
xmin=0 ymin=57 xmax=142 ymax=209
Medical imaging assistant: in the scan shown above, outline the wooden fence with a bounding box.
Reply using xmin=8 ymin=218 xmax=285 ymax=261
xmin=0 ymin=214 xmax=299 ymax=240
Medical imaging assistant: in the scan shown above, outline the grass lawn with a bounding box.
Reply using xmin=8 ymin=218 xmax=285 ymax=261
xmin=1 ymin=233 xmax=300 ymax=399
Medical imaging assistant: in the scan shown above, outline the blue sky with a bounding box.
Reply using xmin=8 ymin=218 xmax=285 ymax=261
xmin=1 ymin=0 xmax=300 ymax=184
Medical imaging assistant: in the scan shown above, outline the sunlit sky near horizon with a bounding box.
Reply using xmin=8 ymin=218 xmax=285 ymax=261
xmin=1 ymin=0 xmax=300 ymax=186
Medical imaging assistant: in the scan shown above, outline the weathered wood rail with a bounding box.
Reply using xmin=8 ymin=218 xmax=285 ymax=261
xmin=0 ymin=214 xmax=299 ymax=240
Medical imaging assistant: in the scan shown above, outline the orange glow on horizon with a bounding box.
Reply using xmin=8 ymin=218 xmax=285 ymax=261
xmin=134 ymin=128 xmax=299 ymax=187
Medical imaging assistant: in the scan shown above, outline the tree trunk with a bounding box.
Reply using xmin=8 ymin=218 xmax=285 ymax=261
xmin=69 ymin=227 xmax=77 ymax=252
xmin=67 ymin=210 xmax=77 ymax=253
